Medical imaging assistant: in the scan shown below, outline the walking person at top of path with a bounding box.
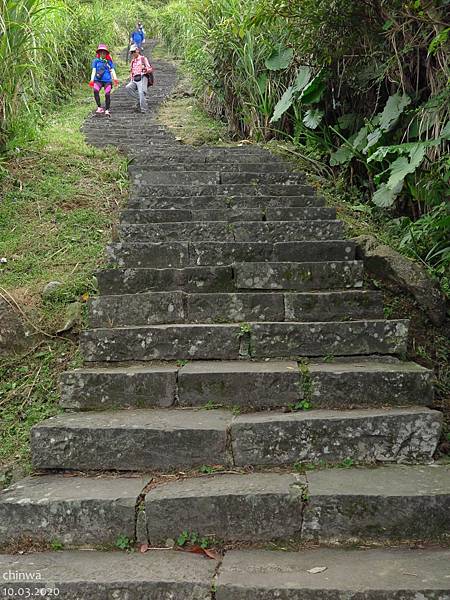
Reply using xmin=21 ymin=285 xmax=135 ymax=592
xmin=126 ymin=44 xmax=153 ymax=114
xmin=89 ymin=44 xmax=119 ymax=116
xmin=130 ymin=22 xmax=145 ymax=50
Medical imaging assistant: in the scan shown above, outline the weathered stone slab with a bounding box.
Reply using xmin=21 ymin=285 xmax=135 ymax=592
xmin=132 ymin=171 xmax=220 ymax=185
xmin=178 ymin=361 xmax=299 ymax=407
xmin=0 ymin=298 xmax=35 ymax=356
xmin=190 ymin=242 xmax=273 ymax=266
xmin=190 ymin=208 xmax=263 ymax=222
xmin=118 ymin=222 xmax=234 ymax=242
xmin=106 ymin=241 xmax=189 ymax=268
xmin=130 ymin=183 xmax=317 ymax=198
xmin=145 ymin=473 xmax=304 ymax=543
xmin=89 ymin=292 xmax=185 ymax=327
xmin=284 ymin=290 xmax=383 ymax=321
xmin=121 ymin=208 xmax=192 ymax=223
xmin=266 ymin=206 xmax=336 ymax=220
xmin=80 ymin=324 xmax=243 ymax=362
xmin=235 ymin=261 xmax=363 ymax=290
xmin=220 ymin=172 xmax=304 ymax=185
xmin=97 ymin=266 xmax=233 ymax=295
xmin=135 ymin=161 xmax=285 ymax=172
xmin=128 ymin=194 xmax=323 ymax=210
xmin=251 ymin=320 xmax=409 ymax=357
xmin=0 ymin=551 xmax=215 ymax=599
xmin=217 ymin=548 xmax=450 ymax=599
xmin=274 ymin=240 xmax=356 ymax=262
xmin=308 ymin=360 xmax=434 ymax=407
xmin=31 ymin=409 xmax=231 ymax=471
xmin=231 ymin=408 xmax=442 ymax=466
xmin=60 ymin=365 xmax=178 ymax=410
xmin=303 ymin=465 xmax=450 ymax=542
xmin=0 ymin=475 xmax=143 ymax=546
xmin=186 ymin=292 xmax=284 ymax=323
xmin=234 ymin=221 xmax=343 ymax=242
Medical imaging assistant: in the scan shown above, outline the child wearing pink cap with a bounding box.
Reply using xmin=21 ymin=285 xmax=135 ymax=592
xmin=89 ymin=44 xmax=119 ymax=116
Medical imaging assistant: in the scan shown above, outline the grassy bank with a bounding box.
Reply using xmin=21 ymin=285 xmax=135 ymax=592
xmin=0 ymin=56 xmax=129 ymax=481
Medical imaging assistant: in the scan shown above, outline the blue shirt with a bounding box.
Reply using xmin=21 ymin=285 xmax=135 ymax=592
xmin=131 ymin=30 xmax=144 ymax=44
xmin=91 ymin=58 xmax=115 ymax=83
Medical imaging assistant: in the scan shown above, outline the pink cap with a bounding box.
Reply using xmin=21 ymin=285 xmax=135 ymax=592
xmin=97 ymin=44 xmax=109 ymax=52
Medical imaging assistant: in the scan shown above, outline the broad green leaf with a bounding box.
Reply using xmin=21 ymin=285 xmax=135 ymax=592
xmin=292 ymin=66 xmax=312 ymax=93
xmin=298 ymin=71 xmax=326 ymax=105
xmin=270 ymin=86 xmax=294 ymax=123
xmin=364 ymin=128 xmax=383 ymax=153
xmin=352 ymin=125 xmax=369 ymax=151
xmin=265 ymin=47 xmax=293 ymax=71
xmin=256 ymin=73 xmax=268 ymax=95
xmin=368 ymin=137 xmax=444 ymax=162
xmin=337 ymin=113 xmax=358 ymax=131
xmin=330 ymin=145 xmax=354 ymax=166
xmin=387 ymin=146 xmax=426 ymax=188
xmin=372 ymin=181 xmax=403 ymax=208
xmin=428 ymin=27 xmax=449 ymax=55
xmin=303 ymin=108 xmax=324 ymax=129
xmin=379 ymin=93 xmax=411 ymax=132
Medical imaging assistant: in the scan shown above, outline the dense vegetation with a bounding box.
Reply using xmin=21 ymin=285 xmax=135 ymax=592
xmin=148 ymin=0 xmax=449 ymax=293
xmin=0 ymin=0 xmax=141 ymax=152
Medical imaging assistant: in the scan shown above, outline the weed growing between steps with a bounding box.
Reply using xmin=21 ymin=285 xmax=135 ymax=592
xmin=0 ymin=61 xmax=129 ymax=482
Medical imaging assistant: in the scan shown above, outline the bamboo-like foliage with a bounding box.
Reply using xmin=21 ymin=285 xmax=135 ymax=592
xmin=0 ymin=0 xmax=141 ymax=150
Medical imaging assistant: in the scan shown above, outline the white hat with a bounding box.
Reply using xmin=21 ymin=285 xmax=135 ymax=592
xmin=129 ymin=44 xmax=139 ymax=52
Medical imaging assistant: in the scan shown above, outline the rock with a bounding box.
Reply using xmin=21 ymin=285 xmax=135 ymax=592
xmin=0 ymin=298 xmax=34 ymax=356
xmin=57 ymin=301 xmax=83 ymax=333
xmin=42 ymin=280 xmax=63 ymax=299
xmin=353 ymin=234 xmax=447 ymax=325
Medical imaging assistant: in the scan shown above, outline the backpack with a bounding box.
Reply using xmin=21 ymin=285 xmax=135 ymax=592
xmin=95 ymin=59 xmax=111 ymax=80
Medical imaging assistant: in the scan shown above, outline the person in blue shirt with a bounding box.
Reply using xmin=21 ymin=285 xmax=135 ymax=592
xmin=130 ymin=23 xmax=145 ymax=50
xmin=89 ymin=44 xmax=119 ymax=115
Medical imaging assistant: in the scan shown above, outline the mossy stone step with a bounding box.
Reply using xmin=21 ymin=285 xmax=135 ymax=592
xmin=106 ymin=240 xmax=355 ymax=268
xmin=127 ymin=194 xmax=323 ymax=210
xmin=89 ymin=290 xmax=382 ymax=327
xmin=30 ymin=407 xmax=440 ymax=471
xmin=117 ymin=221 xmax=344 ymax=243
xmin=120 ymin=206 xmax=336 ymax=224
xmin=80 ymin=320 xmax=409 ymax=362
xmin=60 ymin=359 xmax=431 ymax=411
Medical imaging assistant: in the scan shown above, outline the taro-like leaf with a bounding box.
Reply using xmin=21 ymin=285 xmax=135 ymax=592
xmin=386 ymin=145 xmax=426 ymax=188
xmin=330 ymin=145 xmax=354 ymax=166
xmin=372 ymin=181 xmax=403 ymax=207
xmin=337 ymin=113 xmax=358 ymax=131
xmin=299 ymin=76 xmax=326 ymax=105
xmin=265 ymin=47 xmax=293 ymax=71
xmin=270 ymin=86 xmax=294 ymax=122
xmin=379 ymin=93 xmax=411 ymax=132
xmin=303 ymin=108 xmax=324 ymax=129
xmin=292 ymin=66 xmax=312 ymax=93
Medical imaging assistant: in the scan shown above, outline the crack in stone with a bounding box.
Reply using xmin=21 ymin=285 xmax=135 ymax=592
xmin=133 ymin=476 xmax=154 ymax=544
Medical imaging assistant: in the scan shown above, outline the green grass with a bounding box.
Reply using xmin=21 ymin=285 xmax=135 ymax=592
xmin=0 ymin=55 xmax=128 ymax=477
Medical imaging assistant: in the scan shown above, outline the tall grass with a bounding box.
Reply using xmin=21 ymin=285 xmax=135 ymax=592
xmin=0 ymin=0 xmax=141 ymax=152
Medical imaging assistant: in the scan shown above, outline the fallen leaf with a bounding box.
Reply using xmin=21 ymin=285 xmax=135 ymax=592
xmin=176 ymin=545 xmax=219 ymax=560
xmin=140 ymin=543 xmax=149 ymax=553
xmin=203 ymin=548 xmax=221 ymax=560
xmin=307 ymin=566 xmax=328 ymax=574
xmin=81 ymin=292 xmax=90 ymax=302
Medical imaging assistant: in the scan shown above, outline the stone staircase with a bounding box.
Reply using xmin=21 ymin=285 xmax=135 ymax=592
xmin=1 ymin=53 xmax=449 ymax=598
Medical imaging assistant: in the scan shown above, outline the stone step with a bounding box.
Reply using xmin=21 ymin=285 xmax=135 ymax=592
xmin=80 ymin=320 xmax=409 ymax=362
xmin=130 ymin=183 xmax=317 ymax=198
xmin=118 ymin=221 xmax=344 ymax=243
xmin=1 ymin=548 xmax=449 ymax=598
xmin=96 ymin=261 xmax=362 ymax=295
xmin=120 ymin=206 xmax=336 ymax=224
xmin=89 ymin=290 xmax=382 ymax=327
xmin=130 ymin=161 xmax=286 ymax=172
xmin=31 ymin=407 xmax=440 ymax=471
xmin=143 ymin=465 xmax=449 ymax=544
xmin=0 ymin=551 xmax=215 ymax=597
xmin=234 ymin=261 xmax=363 ymax=290
xmin=127 ymin=194 xmax=324 ymax=210
xmin=129 ymin=146 xmax=286 ymax=162
xmin=131 ymin=171 xmax=304 ymax=186
xmin=216 ymin=548 xmax=450 ymax=599
xmin=0 ymin=474 xmax=145 ymax=547
xmin=107 ymin=240 xmax=356 ymax=268
xmin=60 ymin=359 xmax=432 ymax=412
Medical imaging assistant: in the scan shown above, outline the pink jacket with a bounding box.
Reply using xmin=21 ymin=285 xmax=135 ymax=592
xmin=130 ymin=55 xmax=152 ymax=79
